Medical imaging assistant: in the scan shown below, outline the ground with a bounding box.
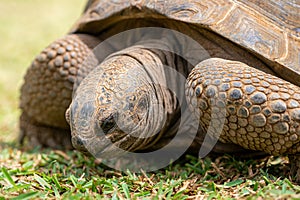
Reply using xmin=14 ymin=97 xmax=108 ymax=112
xmin=1 ymin=0 xmax=300 ymax=199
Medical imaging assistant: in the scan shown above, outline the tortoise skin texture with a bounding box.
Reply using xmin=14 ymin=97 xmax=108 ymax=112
xmin=20 ymin=0 xmax=300 ymax=180
xmin=20 ymin=34 xmax=101 ymax=148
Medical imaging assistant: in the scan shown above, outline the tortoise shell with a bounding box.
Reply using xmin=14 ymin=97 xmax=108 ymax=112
xmin=70 ymin=0 xmax=300 ymax=86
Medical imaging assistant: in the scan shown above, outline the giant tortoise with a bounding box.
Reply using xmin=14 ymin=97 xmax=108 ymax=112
xmin=20 ymin=0 xmax=300 ymax=180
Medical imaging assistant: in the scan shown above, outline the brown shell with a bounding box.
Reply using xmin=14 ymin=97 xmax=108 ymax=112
xmin=71 ymin=0 xmax=300 ymax=86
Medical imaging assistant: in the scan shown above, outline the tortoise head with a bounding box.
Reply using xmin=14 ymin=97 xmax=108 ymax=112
xmin=66 ymin=53 xmax=169 ymax=158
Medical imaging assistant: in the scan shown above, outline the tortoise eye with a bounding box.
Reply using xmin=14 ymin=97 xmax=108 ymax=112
xmin=100 ymin=113 xmax=117 ymax=134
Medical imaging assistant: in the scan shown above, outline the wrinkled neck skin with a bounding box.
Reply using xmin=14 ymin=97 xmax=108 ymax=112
xmin=104 ymin=42 xmax=181 ymax=151
xmin=68 ymin=36 xmax=188 ymax=157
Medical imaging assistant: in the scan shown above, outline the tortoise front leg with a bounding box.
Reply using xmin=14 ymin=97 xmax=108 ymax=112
xmin=20 ymin=34 xmax=101 ymax=149
xmin=186 ymin=58 xmax=300 ymax=182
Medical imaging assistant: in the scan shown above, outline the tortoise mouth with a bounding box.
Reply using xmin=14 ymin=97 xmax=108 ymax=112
xmin=71 ymin=134 xmax=90 ymax=155
xmin=69 ymin=105 xmax=144 ymax=156
xmin=71 ymin=128 xmax=142 ymax=158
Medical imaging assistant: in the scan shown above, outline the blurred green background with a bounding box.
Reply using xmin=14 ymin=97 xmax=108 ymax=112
xmin=0 ymin=0 xmax=85 ymax=142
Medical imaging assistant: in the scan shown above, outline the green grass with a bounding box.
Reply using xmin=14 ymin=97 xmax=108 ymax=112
xmin=1 ymin=148 xmax=300 ymax=199
xmin=1 ymin=0 xmax=300 ymax=199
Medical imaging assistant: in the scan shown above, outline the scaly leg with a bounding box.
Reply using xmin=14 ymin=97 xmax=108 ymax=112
xmin=20 ymin=34 xmax=101 ymax=149
xmin=186 ymin=58 xmax=300 ymax=181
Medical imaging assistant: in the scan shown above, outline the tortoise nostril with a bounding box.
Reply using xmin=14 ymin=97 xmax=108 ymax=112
xmin=72 ymin=135 xmax=86 ymax=151
xmin=71 ymin=136 xmax=91 ymax=155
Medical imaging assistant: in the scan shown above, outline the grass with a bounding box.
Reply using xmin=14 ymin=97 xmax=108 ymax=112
xmin=1 ymin=147 xmax=300 ymax=199
xmin=1 ymin=0 xmax=300 ymax=199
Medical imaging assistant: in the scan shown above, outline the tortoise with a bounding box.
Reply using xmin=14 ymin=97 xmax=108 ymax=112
xmin=20 ymin=0 xmax=300 ymax=179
